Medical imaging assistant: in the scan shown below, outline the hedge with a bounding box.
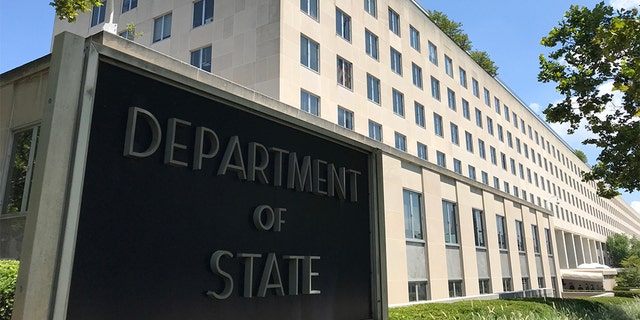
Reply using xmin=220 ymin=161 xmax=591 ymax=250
xmin=0 ymin=260 xmax=18 ymax=320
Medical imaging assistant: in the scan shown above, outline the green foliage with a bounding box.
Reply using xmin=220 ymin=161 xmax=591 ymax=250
xmin=389 ymin=297 xmax=640 ymax=320
xmin=469 ymin=51 xmax=498 ymax=77
xmin=427 ymin=10 xmax=499 ymax=77
xmin=574 ymin=150 xmax=588 ymax=163
xmin=614 ymin=290 xmax=640 ymax=298
xmin=617 ymin=255 xmax=640 ymax=287
xmin=125 ymin=23 xmax=143 ymax=39
xmin=538 ymin=2 xmax=640 ymax=198
xmin=427 ymin=10 xmax=472 ymax=52
xmin=606 ymin=233 xmax=632 ymax=267
xmin=0 ymin=260 xmax=19 ymax=320
xmin=50 ymin=0 xmax=103 ymax=23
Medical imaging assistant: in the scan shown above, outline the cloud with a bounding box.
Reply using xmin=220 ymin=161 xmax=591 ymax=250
xmin=632 ymin=201 xmax=640 ymax=213
xmin=609 ymin=0 xmax=640 ymax=10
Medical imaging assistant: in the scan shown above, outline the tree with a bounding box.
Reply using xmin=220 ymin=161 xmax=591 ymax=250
xmin=427 ymin=10 xmax=472 ymax=52
xmin=469 ymin=51 xmax=498 ymax=77
xmin=615 ymin=255 xmax=640 ymax=288
xmin=607 ymin=233 xmax=630 ymax=267
xmin=50 ymin=0 xmax=103 ymax=23
xmin=427 ymin=10 xmax=499 ymax=77
xmin=538 ymin=2 xmax=640 ymax=198
xmin=574 ymin=150 xmax=588 ymax=164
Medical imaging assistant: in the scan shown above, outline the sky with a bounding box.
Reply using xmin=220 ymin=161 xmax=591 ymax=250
xmin=0 ymin=0 xmax=639 ymax=212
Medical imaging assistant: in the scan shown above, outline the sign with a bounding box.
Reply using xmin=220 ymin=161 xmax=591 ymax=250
xmin=66 ymin=63 xmax=374 ymax=319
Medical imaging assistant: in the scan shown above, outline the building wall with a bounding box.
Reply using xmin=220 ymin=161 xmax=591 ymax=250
xmin=31 ymin=0 xmax=640 ymax=304
xmin=0 ymin=58 xmax=49 ymax=259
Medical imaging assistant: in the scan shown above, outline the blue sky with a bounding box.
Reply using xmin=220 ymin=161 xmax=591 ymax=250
xmin=0 ymin=0 xmax=639 ymax=211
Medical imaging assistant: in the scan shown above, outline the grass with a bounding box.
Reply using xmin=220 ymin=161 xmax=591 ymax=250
xmin=388 ymin=296 xmax=640 ymax=320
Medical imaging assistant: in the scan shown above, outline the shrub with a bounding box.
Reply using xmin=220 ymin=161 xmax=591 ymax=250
xmin=0 ymin=260 xmax=19 ymax=320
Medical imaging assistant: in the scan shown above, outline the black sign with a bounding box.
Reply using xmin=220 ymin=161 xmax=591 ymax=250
xmin=66 ymin=63 xmax=374 ymax=320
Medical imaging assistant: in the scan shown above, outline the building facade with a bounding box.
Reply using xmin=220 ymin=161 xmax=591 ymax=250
xmin=2 ymin=0 xmax=639 ymax=306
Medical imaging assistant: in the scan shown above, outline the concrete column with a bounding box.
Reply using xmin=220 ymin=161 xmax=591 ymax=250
xmin=11 ymin=32 xmax=90 ymax=320
xmin=555 ymin=230 xmax=568 ymax=269
xmin=574 ymin=235 xmax=585 ymax=266
xmin=564 ymin=233 xmax=577 ymax=268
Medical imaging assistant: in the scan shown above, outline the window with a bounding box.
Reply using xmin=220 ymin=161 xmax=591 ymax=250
xmin=444 ymin=55 xmax=453 ymax=77
xmin=190 ymin=45 xmax=212 ymax=72
xmin=515 ymin=220 xmax=525 ymax=252
xmin=417 ymin=143 xmax=427 ymax=160
xmin=545 ymin=228 xmax=553 ymax=255
xmin=450 ymin=123 xmax=459 ymax=145
xmin=490 ymin=146 xmax=496 ymax=165
xmin=475 ymin=108 xmax=482 ymax=128
xmin=465 ymin=132 xmax=473 ymax=152
xmin=91 ymin=1 xmax=107 ymax=26
xmin=1 ymin=126 xmax=39 ymax=258
xmin=338 ymin=107 xmax=354 ymax=130
xmin=472 ymin=78 xmax=479 ymax=97
xmin=453 ymin=159 xmax=462 ymax=174
xmin=394 ymin=132 xmax=406 ymax=151
xmin=300 ymin=35 xmax=319 ymax=72
xmin=122 ymin=0 xmax=137 ymax=13
xmin=390 ymin=48 xmax=402 ymax=74
xmin=336 ymin=8 xmax=351 ymax=41
xmin=119 ymin=29 xmax=134 ymax=40
xmin=193 ymin=0 xmax=214 ymax=28
xmin=410 ymin=26 xmax=420 ymax=51
xmin=496 ymin=215 xmax=507 ymax=249
xmin=507 ymin=131 xmax=513 ymax=148
xmin=481 ymin=171 xmax=488 ymax=184
xmin=486 ymin=117 xmax=494 ymax=135
xmin=516 ymin=138 xmax=521 ymax=153
xmin=365 ymin=30 xmax=379 ymax=59
xmin=392 ymin=89 xmax=404 ymax=116
xmin=408 ymin=282 xmax=428 ymax=302
xmin=538 ymin=277 xmax=545 ymax=289
xmin=459 ymin=68 xmax=467 ymax=87
xmin=153 ymin=13 xmax=172 ymax=42
xmin=436 ymin=151 xmax=446 ymax=167
xmin=479 ymin=279 xmax=491 ymax=294
xmin=300 ymin=90 xmax=320 ymax=115
xmin=468 ymin=165 xmax=476 ymax=180
xmin=532 ymin=225 xmax=540 ymax=254
xmin=368 ymin=121 xmax=382 ymax=141
xmin=301 ymin=0 xmax=318 ymax=20
xmin=434 ymin=113 xmax=443 ymax=137
xmin=364 ymin=0 xmax=376 ymax=16
xmin=501 ymin=152 xmax=507 ymax=170
xmin=497 ymin=125 xmax=504 ymax=142
xmin=522 ymin=277 xmax=530 ymax=290
xmin=443 ymin=201 xmax=458 ymax=244
xmin=2 ymin=127 xmax=39 ymax=215
xmin=336 ymin=56 xmax=353 ymax=89
xmin=504 ymin=105 xmax=510 ymax=121
xmin=412 ymin=64 xmax=422 ymax=88
xmin=430 ymin=77 xmax=440 ymax=100
xmin=448 ymin=280 xmax=463 ymax=297
xmin=366 ymin=74 xmax=380 ymax=104
xmin=503 ymin=278 xmax=512 ymax=292
xmin=484 ymin=88 xmax=491 ymax=106
xmin=478 ymin=140 xmax=486 ymax=159
xmin=428 ymin=42 xmax=438 ymax=65
xmin=473 ymin=209 xmax=486 ymax=247
xmin=388 ymin=8 xmax=400 ymax=35
xmin=462 ymin=99 xmax=470 ymax=119
xmin=503 ymin=181 xmax=509 ymax=193
xmin=447 ymin=89 xmax=456 ymax=110
xmin=493 ymin=177 xmax=500 ymax=189
xmin=404 ymin=190 xmax=423 ymax=239
xmin=414 ymin=102 xmax=425 ymax=127
xmin=494 ymin=97 xmax=500 ymax=114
